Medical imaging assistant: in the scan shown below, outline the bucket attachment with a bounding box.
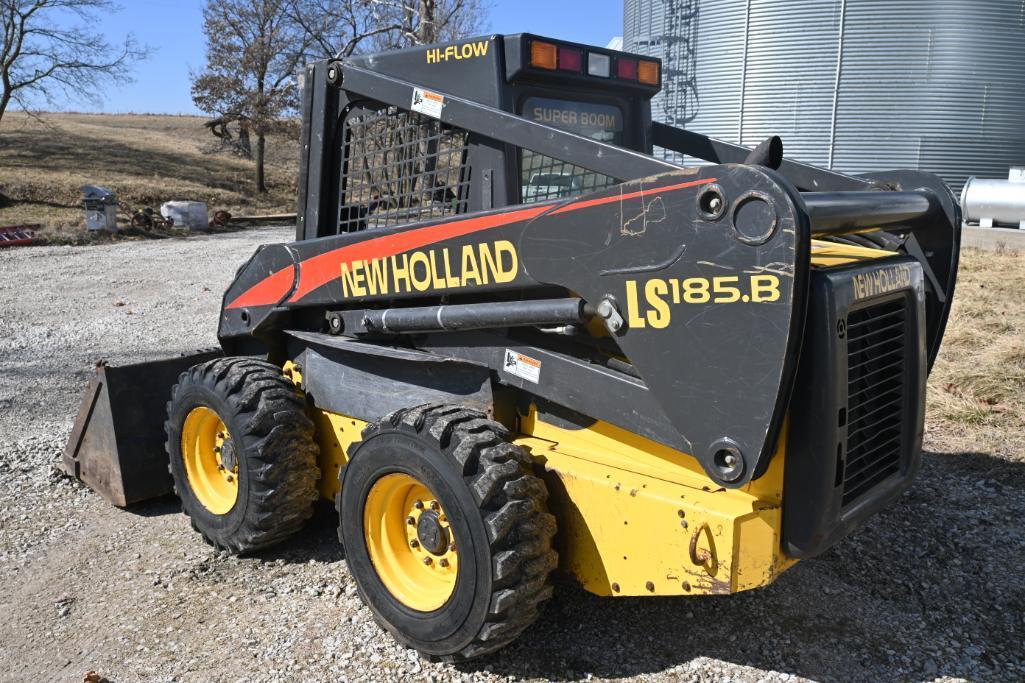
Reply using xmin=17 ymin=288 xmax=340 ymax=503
xmin=61 ymin=351 xmax=221 ymax=506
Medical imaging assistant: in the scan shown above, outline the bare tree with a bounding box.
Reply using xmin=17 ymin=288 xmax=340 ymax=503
xmin=286 ymin=0 xmax=485 ymax=60
xmin=386 ymin=0 xmax=486 ymax=48
xmin=192 ymin=0 xmax=314 ymax=193
xmin=0 ymin=0 xmax=148 ymax=127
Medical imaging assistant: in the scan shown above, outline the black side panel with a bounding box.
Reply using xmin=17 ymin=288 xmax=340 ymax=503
xmin=419 ymin=331 xmax=685 ymax=451
xmin=783 ymin=257 xmax=927 ymax=558
xmin=520 ymin=165 xmax=810 ymax=485
xmin=295 ymin=335 xmax=492 ymax=421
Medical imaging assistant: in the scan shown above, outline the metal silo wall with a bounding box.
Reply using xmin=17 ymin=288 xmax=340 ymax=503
xmin=624 ymin=0 xmax=1025 ymax=191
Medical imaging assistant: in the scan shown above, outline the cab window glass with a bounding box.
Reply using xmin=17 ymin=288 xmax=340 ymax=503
xmin=520 ymin=97 xmax=624 ymax=203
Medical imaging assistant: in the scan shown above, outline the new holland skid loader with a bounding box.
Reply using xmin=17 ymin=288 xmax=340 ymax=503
xmin=63 ymin=34 xmax=961 ymax=660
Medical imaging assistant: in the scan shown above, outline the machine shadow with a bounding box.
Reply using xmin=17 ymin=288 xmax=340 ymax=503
xmin=122 ymin=493 xmax=181 ymax=518
xmin=259 ymin=501 xmax=347 ymax=565
xmin=460 ymin=449 xmax=1025 ymax=682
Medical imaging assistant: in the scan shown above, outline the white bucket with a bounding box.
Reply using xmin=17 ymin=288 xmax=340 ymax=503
xmin=160 ymin=201 xmax=209 ymax=230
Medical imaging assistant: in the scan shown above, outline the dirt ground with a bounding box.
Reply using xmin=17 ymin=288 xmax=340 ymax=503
xmin=1 ymin=232 xmax=1023 ymax=682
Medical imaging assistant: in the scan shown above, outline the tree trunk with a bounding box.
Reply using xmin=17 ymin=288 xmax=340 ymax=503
xmin=255 ymin=132 xmax=267 ymax=193
xmin=417 ymin=0 xmax=437 ymax=44
xmin=0 ymin=83 xmax=12 ymax=128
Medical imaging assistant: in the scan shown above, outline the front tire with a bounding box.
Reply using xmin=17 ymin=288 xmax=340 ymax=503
xmin=339 ymin=405 xmax=558 ymax=660
xmin=165 ymin=357 xmax=319 ymax=554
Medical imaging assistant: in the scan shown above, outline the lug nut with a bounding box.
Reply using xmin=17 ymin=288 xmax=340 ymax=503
xmin=409 ymin=539 xmax=419 ymax=548
xmin=423 ymin=557 xmax=432 ymax=566
xmin=430 ymin=500 xmax=439 ymax=511
xmin=439 ymin=558 xmax=449 ymax=568
xmin=406 ymin=516 xmax=415 ymax=526
xmin=449 ymin=543 xmax=456 ymax=553
xmin=414 ymin=500 xmax=424 ymax=510
xmin=217 ymin=432 xmax=225 ymax=439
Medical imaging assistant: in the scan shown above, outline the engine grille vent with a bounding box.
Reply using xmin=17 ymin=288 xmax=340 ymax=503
xmin=842 ymin=297 xmax=908 ymax=506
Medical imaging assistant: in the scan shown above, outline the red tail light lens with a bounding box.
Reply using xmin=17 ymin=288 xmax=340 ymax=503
xmin=616 ymin=58 xmax=638 ymax=80
xmin=557 ymin=46 xmax=583 ymax=72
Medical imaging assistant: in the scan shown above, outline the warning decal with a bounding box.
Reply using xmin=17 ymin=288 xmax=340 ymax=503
xmin=504 ymin=349 xmax=541 ymax=384
xmin=411 ymin=87 xmax=445 ymax=119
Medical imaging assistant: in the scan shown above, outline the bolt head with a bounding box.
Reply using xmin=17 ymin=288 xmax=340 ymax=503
xmin=724 ymin=454 xmax=738 ymax=467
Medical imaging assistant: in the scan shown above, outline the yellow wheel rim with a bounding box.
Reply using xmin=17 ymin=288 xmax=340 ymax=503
xmin=363 ymin=473 xmax=459 ymax=611
xmin=180 ymin=406 xmax=238 ymax=515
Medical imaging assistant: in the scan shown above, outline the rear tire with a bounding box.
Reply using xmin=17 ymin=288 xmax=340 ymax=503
xmin=165 ymin=357 xmax=319 ymax=554
xmin=339 ymin=404 xmax=558 ymax=661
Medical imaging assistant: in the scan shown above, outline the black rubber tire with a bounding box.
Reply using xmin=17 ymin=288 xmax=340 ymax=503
xmin=339 ymin=404 xmax=558 ymax=661
xmin=165 ymin=357 xmax=319 ymax=554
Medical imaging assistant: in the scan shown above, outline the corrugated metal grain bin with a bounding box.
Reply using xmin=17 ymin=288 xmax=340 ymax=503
xmin=624 ymin=0 xmax=1025 ymax=192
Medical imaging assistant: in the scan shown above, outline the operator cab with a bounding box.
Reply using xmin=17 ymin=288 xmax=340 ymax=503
xmin=501 ymin=35 xmax=659 ymax=203
xmin=300 ymin=33 xmax=662 ymax=240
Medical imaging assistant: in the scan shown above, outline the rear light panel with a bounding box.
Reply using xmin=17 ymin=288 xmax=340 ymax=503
xmin=525 ymin=39 xmax=659 ymax=87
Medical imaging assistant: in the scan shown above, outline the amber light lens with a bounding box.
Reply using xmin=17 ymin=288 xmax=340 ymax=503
xmin=638 ymin=60 xmax=660 ymax=85
xmin=530 ymin=41 xmax=558 ymax=70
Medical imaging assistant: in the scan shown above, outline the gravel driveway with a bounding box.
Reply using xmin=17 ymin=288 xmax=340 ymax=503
xmin=1 ymin=230 xmax=1022 ymax=682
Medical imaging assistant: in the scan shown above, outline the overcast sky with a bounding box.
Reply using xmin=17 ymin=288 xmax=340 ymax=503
xmin=33 ymin=0 xmax=623 ymax=115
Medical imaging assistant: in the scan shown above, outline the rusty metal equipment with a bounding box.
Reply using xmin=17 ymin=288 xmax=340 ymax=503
xmin=0 ymin=225 xmax=37 ymax=247
xmin=62 ymin=352 xmax=220 ymax=506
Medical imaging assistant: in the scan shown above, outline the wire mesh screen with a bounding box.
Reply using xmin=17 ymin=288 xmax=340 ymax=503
xmin=519 ymin=151 xmax=619 ymax=203
xmin=338 ymin=106 xmax=470 ymax=233
xmin=518 ymin=97 xmax=625 ymax=203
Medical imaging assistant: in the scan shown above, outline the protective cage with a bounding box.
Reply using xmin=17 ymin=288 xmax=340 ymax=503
xmin=337 ymin=106 xmax=472 ymax=234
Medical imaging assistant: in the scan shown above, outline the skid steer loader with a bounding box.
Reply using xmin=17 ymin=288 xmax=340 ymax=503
xmin=63 ymin=34 xmax=961 ymax=660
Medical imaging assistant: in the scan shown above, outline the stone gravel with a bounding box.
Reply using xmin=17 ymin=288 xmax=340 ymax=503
xmin=1 ymin=230 xmax=1023 ymax=682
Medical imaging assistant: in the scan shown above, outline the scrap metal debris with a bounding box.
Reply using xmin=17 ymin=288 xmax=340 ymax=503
xmin=0 ymin=224 xmax=37 ymax=247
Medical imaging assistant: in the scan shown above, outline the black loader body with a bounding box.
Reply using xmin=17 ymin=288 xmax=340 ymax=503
xmin=65 ymin=33 xmax=960 ymax=657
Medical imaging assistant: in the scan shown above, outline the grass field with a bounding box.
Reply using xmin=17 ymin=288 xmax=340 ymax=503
xmin=928 ymin=246 xmax=1025 ymax=458
xmin=0 ymin=112 xmax=298 ymax=240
